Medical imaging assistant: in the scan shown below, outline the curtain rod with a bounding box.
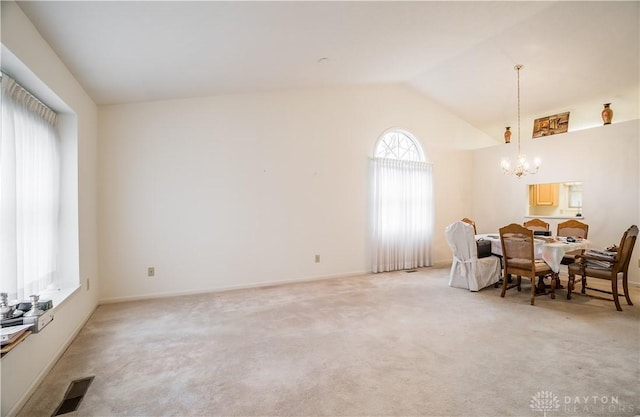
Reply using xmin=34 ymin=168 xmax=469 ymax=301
xmin=1 ymin=71 xmax=57 ymax=117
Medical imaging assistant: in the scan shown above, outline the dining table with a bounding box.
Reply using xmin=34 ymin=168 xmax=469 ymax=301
xmin=476 ymin=233 xmax=592 ymax=292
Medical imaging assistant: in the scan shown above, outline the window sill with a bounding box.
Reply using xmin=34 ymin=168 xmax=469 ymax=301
xmin=39 ymin=285 xmax=81 ymax=312
xmin=1 ymin=287 xmax=79 ymax=356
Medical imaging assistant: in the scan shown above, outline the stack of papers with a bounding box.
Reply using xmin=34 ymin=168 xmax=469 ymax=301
xmin=585 ymin=249 xmax=616 ymax=258
xmin=584 ymin=249 xmax=616 ymax=270
xmin=1 ymin=324 xmax=32 ymax=346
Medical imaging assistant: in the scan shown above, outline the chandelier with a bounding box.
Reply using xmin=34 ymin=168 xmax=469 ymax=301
xmin=500 ymin=65 xmax=541 ymax=178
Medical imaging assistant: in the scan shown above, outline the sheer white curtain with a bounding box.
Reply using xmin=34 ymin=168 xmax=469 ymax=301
xmin=1 ymin=74 xmax=60 ymax=300
xmin=371 ymin=157 xmax=433 ymax=273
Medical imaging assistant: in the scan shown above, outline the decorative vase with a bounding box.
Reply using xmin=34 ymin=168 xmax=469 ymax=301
xmin=601 ymin=103 xmax=613 ymax=125
xmin=504 ymin=127 xmax=511 ymax=143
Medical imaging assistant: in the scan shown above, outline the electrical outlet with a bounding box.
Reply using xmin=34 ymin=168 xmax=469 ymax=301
xmin=148 ymin=267 xmax=155 ymax=277
xmin=315 ymin=254 xmax=320 ymax=263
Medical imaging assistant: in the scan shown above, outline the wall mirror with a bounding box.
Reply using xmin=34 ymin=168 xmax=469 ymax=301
xmin=528 ymin=182 xmax=583 ymax=218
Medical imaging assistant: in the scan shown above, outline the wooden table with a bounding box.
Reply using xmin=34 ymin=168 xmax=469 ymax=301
xmin=476 ymin=234 xmax=592 ymax=292
xmin=477 ymin=234 xmax=591 ymax=273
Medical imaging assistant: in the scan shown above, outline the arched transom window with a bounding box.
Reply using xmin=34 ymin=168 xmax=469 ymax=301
xmin=374 ymin=130 xmax=424 ymax=162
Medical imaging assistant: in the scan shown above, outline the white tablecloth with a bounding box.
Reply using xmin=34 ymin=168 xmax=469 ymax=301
xmin=476 ymin=234 xmax=592 ymax=273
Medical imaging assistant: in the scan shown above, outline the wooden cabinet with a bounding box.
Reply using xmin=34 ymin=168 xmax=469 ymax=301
xmin=529 ymin=183 xmax=559 ymax=206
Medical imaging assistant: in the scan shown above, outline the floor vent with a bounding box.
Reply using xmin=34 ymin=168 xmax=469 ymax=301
xmin=405 ymin=269 xmax=417 ymax=273
xmin=52 ymin=376 xmax=94 ymax=416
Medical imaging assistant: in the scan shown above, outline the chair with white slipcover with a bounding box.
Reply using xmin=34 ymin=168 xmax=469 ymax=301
xmin=445 ymin=221 xmax=501 ymax=291
xmin=461 ymin=217 xmax=477 ymax=234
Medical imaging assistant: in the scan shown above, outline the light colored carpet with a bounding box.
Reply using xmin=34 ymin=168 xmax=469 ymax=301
xmin=17 ymin=267 xmax=640 ymax=417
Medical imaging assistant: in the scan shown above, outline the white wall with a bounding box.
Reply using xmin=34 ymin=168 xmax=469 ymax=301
xmin=98 ymin=85 xmax=490 ymax=302
xmin=1 ymin=2 xmax=99 ymax=416
xmin=472 ymin=120 xmax=640 ymax=284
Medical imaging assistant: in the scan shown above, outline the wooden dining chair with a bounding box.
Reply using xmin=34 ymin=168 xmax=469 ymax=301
xmin=499 ymin=223 xmax=555 ymax=305
xmin=523 ymin=218 xmax=550 ymax=232
xmin=461 ymin=217 xmax=477 ymax=235
xmin=557 ymin=219 xmax=589 ymax=265
xmin=567 ymin=225 xmax=638 ymax=311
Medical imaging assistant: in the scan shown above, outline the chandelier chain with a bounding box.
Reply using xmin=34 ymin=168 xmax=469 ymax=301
xmin=516 ymin=64 xmax=521 ymax=155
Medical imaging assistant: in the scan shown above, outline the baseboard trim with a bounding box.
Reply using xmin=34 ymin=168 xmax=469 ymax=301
xmin=432 ymin=260 xmax=453 ymax=269
xmin=98 ymin=270 xmax=369 ymax=304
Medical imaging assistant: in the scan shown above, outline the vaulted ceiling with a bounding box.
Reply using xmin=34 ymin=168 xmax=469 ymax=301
xmin=13 ymin=1 xmax=640 ymax=139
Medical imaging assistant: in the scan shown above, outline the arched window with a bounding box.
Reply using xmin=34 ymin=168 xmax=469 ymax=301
xmin=374 ymin=130 xmax=425 ymax=162
xmin=371 ymin=129 xmax=433 ymax=272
